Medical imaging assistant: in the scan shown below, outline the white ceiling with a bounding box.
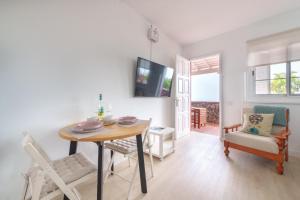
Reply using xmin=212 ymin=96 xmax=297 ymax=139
xmin=125 ymin=0 xmax=300 ymax=45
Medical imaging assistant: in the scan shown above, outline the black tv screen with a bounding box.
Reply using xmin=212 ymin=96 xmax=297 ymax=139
xmin=134 ymin=57 xmax=174 ymax=97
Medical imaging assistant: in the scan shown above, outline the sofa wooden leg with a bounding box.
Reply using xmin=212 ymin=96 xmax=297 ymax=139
xmin=224 ymin=141 xmax=229 ymax=157
xmin=275 ymin=137 xmax=286 ymax=174
xmin=277 ymin=151 xmax=284 ymax=175
xmin=277 ymin=161 xmax=283 ymax=175
xmin=285 ymin=145 xmax=289 ymax=162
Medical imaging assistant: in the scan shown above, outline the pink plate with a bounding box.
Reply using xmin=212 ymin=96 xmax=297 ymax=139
xmin=72 ymin=120 xmax=103 ymax=133
xmin=118 ymin=116 xmax=137 ymax=125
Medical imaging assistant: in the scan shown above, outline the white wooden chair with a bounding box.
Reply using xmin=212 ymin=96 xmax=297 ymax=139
xmin=104 ymin=119 xmax=154 ymax=199
xmin=22 ymin=134 xmax=97 ymax=200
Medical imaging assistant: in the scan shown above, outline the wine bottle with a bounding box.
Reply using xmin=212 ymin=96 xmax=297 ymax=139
xmin=98 ymin=94 xmax=104 ymax=120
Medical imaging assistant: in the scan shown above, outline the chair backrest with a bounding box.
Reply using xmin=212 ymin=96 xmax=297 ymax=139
xmin=126 ymin=119 xmax=152 ymax=141
xmin=253 ymin=105 xmax=289 ymax=128
xmin=242 ymin=106 xmax=289 ymax=133
xmin=22 ymin=134 xmax=51 ymax=163
xmin=142 ymin=118 xmax=152 ymax=134
xmin=142 ymin=118 xmax=152 ymax=147
xmin=22 ymin=134 xmax=79 ymax=200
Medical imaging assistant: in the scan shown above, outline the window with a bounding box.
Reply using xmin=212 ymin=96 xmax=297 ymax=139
xmin=255 ymin=63 xmax=287 ymax=94
xmin=247 ymin=28 xmax=300 ymax=97
xmin=290 ymin=61 xmax=300 ymax=95
xmin=254 ymin=61 xmax=300 ymax=95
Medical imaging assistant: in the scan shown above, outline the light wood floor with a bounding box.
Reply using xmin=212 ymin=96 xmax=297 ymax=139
xmin=192 ymin=123 xmax=220 ymax=136
xmin=58 ymin=133 xmax=300 ymax=200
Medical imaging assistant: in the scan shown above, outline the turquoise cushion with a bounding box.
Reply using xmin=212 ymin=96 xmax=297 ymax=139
xmin=253 ymin=105 xmax=288 ymax=126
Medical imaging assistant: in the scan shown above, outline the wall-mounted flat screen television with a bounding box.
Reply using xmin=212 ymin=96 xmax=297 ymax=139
xmin=134 ymin=57 xmax=174 ymax=97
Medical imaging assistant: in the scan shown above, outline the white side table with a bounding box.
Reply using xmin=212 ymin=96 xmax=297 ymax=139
xmin=147 ymin=127 xmax=175 ymax=161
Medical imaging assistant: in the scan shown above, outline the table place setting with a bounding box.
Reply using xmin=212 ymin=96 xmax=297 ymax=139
xmin=66 ymin=117 xmax=112 ymax=139
xmin=63 ymin=115 xmax=147 ymax=139
xmin=71 ymin=117 xmax=104 ymax=133
xmin=117 ymin=116 xmax=150 ymax=127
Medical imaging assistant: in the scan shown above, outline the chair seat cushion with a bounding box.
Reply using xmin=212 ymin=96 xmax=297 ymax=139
xmin=52 ymin=152 xmax=96 ymax=184
xmin=105 ymin=139 xmax=137 ymax=154
xmin=225 ymin=131 xmax=279 ymax=154
xmin=26 ymin=153 xmax=96 ymax=199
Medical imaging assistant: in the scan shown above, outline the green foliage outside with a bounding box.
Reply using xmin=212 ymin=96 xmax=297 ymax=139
xmin=163 ymin=79 xmax=172 ymax=89
xmin=271 ymin=72 xmax=300 ymax=94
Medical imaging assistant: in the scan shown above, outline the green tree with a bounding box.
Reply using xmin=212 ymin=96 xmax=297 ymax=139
xmin=291 ymin=73 xmax=300 ymax=94
xmin=271 ymin=73 xmax=286 ymax=94
xmin=271 ymin=72 xmax=300 ymax=94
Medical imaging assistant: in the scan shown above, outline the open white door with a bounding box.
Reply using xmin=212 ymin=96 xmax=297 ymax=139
xmin=175 ymin=55 xmax=191 ymax=139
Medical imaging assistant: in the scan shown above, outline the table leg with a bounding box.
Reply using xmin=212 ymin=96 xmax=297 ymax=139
xmin=110 ymin=149 xmax=114 ymax=175
xmin=64 ymin=141 xmax=78 ymax=200
xmin=97 ymin=142 xmax=104 ymax=200
xmin=69 ymin=141 xmax=78 ymax=155
xmin=136 ymin=134 xmax=147 ymax=193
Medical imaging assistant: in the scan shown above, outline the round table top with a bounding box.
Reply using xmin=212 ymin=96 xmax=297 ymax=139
xmin=59 ymin=121 xmax=148 ymax=142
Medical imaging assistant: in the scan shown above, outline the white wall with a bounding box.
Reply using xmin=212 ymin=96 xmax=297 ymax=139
xmin=0 ymin=1 xmax=181 ymax=199
xmin=191 ymin=73 xmax=219 ymax=102
xmin=183 ymin=8 xmax=300 ymax=155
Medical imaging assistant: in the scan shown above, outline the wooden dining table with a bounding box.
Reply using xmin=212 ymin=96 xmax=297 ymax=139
xmin=59 ymin=121 xmax=149 ymax=200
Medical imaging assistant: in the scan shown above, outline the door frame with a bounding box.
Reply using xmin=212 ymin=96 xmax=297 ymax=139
xmin=189 ymin=53 xmax=224 ymax=139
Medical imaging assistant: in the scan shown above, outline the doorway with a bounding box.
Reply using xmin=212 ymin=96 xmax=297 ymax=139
xmin=190 ymin=54 xmax=221 ymax=136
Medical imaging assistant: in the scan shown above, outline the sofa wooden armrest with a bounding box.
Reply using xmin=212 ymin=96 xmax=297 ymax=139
xmin=273 ymin=129 xmax=290 ymax=163
xmin=224 ymin=124 xmax=242 ymax=133
xmin=273 ymin=129 xmax=290 ymax=140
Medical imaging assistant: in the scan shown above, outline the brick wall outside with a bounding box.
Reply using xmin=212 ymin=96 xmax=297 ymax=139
xmin=191 ymin=101 xmax=219 ymax=124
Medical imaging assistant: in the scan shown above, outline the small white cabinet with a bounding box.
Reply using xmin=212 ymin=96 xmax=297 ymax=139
xmin=146 ymin=127 xmax=175 ymax=161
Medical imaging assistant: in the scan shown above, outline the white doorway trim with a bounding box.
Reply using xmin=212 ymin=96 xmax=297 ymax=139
xmin=190 ymin=53 xmax=223 ymax=139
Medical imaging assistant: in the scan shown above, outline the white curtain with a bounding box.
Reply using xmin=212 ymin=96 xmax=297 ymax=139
xmin=247 ymin=28 xmax=300 ymax=67
xmin=288 ymin=42 xmax=300 ymax=61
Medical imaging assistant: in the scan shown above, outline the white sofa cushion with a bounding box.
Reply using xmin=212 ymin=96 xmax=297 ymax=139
xmin=225 ymin=131 xmax=279 ymax=154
